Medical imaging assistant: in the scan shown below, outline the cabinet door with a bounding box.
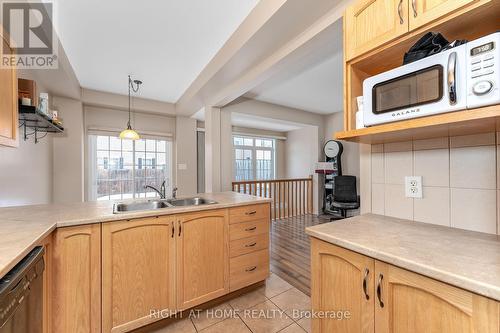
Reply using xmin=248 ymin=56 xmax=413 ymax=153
xmin=52 ymin=224 xmax=101 ymax=333
xmin=39 ymin=234 xmax=53 ymax=333
xmin=0 ymin=32 xmax=18 ymax=147
xmin=176 ymin=209 xmax=229 ymax=310
xmin=345 ymin=0 xmax=408 ymax=60
xmin=409 ymin=0 xmax=488 ymax=30
xmin=311 ymin=239 xmax=375 ymax=333
xmin=374 ymin=261 xmax=500 ymax=332
xmin=102 ymin=216 xmax=176 ymax=333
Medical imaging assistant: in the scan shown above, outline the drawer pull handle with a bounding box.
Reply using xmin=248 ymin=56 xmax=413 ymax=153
xmin=245 ymin=242 xmax=257 ymax=248
xmin=171 ymin=224 xmax=174 ymax=238
xmin=362 ymin=268 xmax=370 ymax=300
xmin=246 ymin=266 xmax=257 ymax=272
xmin=245 ymin=210 xmax=257 ymax=215
xmin=376 ymin=273 xmax=384 ymax=308
xmin=245 ymin=227 xmax=257 ymax=231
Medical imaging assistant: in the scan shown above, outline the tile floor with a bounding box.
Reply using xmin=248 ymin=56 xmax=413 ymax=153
xmin=152 ymin=273 xmax=311 ymax=333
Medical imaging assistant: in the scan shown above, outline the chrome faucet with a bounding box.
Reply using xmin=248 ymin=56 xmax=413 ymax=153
xmin=144 ymin=181 xmax=166 ymax=199
xmin=172 ymin=187 xmax=178 ymax=199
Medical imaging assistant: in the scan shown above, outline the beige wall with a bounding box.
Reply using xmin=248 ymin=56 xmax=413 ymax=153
xmin=84 ymin=106 xmax=176 ymax=136
xmin=365 ymin=133 xmax=499 ymax=235
xmin=286 ymin=126 xmax=320 ymax=214
xmin=324 ymin=112 xmax=360 ymax=181
xmin=0 ymin=71 xmax=54 ymax=207
xmin=175 ymin=116 xmax=197 ymax=195
xmin=0 ymin=139 xmax=53 ymax=206
xmin=225 ymin=98 xmax=324 ymax=127
xmin=82 ymin=88 xmax=176 ymax=116
xmin=52 ymin=96 xmax=85 ymax=203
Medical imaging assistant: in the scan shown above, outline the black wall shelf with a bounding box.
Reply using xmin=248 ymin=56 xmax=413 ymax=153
xmin=18 ymin=105 xmax=64 ymax=143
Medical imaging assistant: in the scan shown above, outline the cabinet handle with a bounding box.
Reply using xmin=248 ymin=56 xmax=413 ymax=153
xmin=376 ymin=273 xmax=384 ymax=308
xmin=412 ymin=0 xmax=417 ymax=17
xmin=245 ymin=210 xmax=257 ymax=215
xmin=362 ymin=268 xmax=370 ymax=300
xmin=245 ymin=226 xmax=257 ymax=231
xmin=245 ymin=242 xmax=257 ymax=248
xmin=245 ymin=266 xmax=257 ymax=272
xmin=171 ymin=223 xmax=175 ymax=238
xmin=398 ymin=0 xmax=404 ymax=24
xmin=178 ymin=221 xmax=182 ymax=237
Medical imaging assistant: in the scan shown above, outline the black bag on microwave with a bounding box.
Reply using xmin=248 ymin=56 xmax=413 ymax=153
xmin=403 ymin=32 xmax=450 ymax=65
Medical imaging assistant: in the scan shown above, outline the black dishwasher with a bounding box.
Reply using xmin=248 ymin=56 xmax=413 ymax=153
xmin=0 ymin=246 xmax=44 ymax=333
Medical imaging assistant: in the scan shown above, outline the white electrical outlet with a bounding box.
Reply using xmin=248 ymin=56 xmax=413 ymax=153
xmin=405 ymin=176 xmax=423 ymax=198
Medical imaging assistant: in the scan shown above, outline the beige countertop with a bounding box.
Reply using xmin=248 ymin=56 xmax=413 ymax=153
xmin=306 ymin=214 xmax=500 ymax=301
xmin=0 ymin=192 xmax=270 ymax=279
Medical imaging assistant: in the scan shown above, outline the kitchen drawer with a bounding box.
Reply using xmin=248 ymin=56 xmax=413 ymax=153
xmin=229 ymin=203 xmax=269 ymax=224
xmin=229 ymin=219 xmax=269 ymax=241
xmin=230 ymin=234 xmax=269 ymax=258
xmin=230 ymin=249 xmax=269 ymax=291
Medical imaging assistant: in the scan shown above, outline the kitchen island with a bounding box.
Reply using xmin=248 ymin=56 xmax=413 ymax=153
xmin=306 ymin=214 xmax=500 ymax=332
xmin=0 ymin=192 xmax=271 ymax=332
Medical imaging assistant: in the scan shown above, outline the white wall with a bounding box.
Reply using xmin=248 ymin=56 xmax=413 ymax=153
xmin=52 ymin=96 xmax=85 ymax=203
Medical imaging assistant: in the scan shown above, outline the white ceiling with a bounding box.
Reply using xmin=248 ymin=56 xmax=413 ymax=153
xmin=245 ymin=19 xmax=343 ymax=115
xmin=55 ymin=0 xmax=258 ymax=103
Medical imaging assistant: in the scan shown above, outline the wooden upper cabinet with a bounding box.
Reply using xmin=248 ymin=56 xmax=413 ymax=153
xmin=102 ymin=216 xmax=176 ymax=333
xmin=311 ymin=239 xmax=375 ymax=333
xmin=176 ymin=209 xmax=229 ymax=310
xmin=345 ymin=0 xmax=409 ymax=60
xmin=408 ymin=0 xmax=487 ymax=30
xmin=0 ymin=32 xmax=18 ymax=147
xmin=375 ymin=261 xmax=500 ymax=332
xmin=52 ymin=224 xmax=101 ymax=333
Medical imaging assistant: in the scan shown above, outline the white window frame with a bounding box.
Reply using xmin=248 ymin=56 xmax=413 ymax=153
xmin=87 ymin=134 xmax=172 ymax=201
xmin=232 ymin=135 xmax=276 ymax=181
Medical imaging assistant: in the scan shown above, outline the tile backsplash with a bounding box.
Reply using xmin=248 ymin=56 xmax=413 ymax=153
xmin=371 ymin=133 xmax=499 ymax=235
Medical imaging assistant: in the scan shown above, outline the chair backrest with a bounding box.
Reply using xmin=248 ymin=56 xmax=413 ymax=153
xmin=333 ymin=176 xmax=357 ymax=203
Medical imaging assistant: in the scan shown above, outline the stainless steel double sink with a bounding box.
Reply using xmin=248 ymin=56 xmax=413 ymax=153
xmin=113 ymin=197 xmax=217 ymax=214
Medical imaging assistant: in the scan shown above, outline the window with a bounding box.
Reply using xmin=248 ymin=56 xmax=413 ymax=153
xmin=88 ymin=135 xmax=172 ymax=201
xmin=233 ymin=135 xmax=275 ymax=181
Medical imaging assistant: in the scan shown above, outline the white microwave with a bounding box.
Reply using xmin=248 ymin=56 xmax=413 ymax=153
xmin=363 ymin=32 xmax=500 ymax=127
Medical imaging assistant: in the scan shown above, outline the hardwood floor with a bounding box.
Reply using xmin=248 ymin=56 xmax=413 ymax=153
xmin=270 ymin=214 xmax=327 ymax=296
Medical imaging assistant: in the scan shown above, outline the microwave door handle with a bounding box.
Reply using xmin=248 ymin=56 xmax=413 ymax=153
xmin=447 ymin=51 xmax=457 ymax=105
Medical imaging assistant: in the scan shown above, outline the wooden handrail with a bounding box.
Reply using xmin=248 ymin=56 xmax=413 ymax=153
xmin=232 ymin=176 xmax=313 ymax=220
xmin=232 ymin=177 xmax=313 ymax=185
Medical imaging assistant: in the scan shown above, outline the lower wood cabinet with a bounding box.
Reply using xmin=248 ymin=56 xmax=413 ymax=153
xmin=176 ymin=209 xmax=229 ymax=310
xmin=375 ymin=261 xmax=500 ymax=333
xmin=311 ymin=238 xmax=500 ymax=333
xmin=48 ymin=204 xmax=269 ymax=333
xmin=311 ymin=238 xmax=374 ymax=333
xmin=52 ymin=224 xmax=101 ymax=333
xmin=102 ymin=216 xmax=176 ymax=333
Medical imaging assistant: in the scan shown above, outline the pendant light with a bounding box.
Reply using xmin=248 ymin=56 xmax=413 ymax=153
xmin=119 ymin=75 xmax=142 ymax=140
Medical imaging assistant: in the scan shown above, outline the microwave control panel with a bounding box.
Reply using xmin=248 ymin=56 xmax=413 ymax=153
xmin=467 ymin=32 xmax=500 ymax=108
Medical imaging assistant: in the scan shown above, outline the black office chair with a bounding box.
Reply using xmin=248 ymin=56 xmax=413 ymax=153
xmin=332 ymin=176 xmax=360 ymax=218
